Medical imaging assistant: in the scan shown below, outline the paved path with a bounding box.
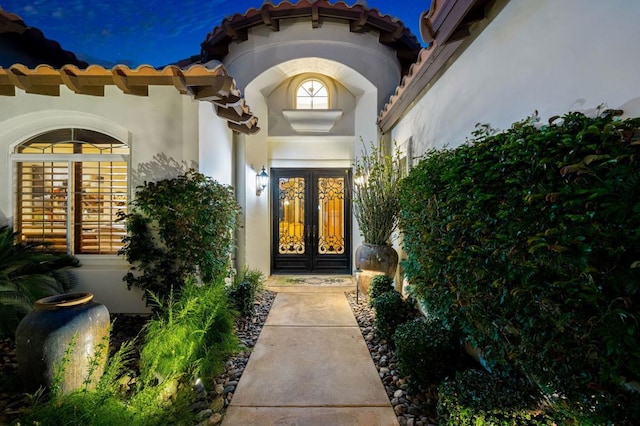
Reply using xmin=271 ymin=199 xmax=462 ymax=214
xmin=222 ymin=283 xmax=399 ymax=426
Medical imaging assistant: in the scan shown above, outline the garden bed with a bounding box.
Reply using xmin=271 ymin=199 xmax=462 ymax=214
xmin=346 ymin=291 xmax=437 ymax=426
xmin=0 ymin=289 xmax=276 ymax=425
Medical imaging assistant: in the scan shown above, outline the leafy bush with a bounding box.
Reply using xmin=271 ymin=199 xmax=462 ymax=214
xmin=367 ymin=274 xmax=394 ymax=305
xmin=393 ymin=318 xmax=461 ymax=388
xmin=0 ymin=225 xmax=79 ymax=336
xmin=400 ymin=109 xmax=640 ymax=421
xmin=371 ymin=290 xmax=414 ymax=341
xmin=227 ymin=266 xmax=265 ymax=317
xmin=118 ymin=169 xmax=240 ymax=305
xmin=437 ymin=369 xmax=554 ymax=425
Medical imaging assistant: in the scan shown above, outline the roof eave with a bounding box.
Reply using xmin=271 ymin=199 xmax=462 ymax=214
xmin=378 ymin=0 xmax=497 ymax=133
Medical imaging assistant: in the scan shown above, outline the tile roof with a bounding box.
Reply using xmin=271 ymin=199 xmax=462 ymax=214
xmin=377 ymin=0 xmax=493 ymax=132
xmin=0 ymin=63 xmax=259 ymax=134
xmin=194 ymin=0 xmax=422 ymax=76
xmin=0 ymin=9 xmax=259 ymax=134
xmin=0 ymin=9 xmax=88 ymax=68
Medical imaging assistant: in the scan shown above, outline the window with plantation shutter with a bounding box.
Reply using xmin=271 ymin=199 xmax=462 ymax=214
xmin=13 ymin=129 xmax=129 ymax=255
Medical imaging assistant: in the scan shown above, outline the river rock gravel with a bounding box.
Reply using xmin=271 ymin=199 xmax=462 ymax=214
xmin=346 ymin=290 xmax=438 ymax=426
xmin=2 ymin=289 xmax=437 ymax=425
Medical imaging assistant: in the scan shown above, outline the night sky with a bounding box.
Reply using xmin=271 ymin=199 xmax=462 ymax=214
xmin=1 ymin=0 xmax=427 ymax=67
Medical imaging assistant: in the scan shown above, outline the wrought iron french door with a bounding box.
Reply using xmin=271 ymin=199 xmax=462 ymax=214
xmin=271 ymin=168 xmax=351 ymax=274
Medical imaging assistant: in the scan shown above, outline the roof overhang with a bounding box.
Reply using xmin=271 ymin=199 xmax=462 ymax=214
xmin=184 ymin=0 xmax=421 ymax=77
xmin=377 ymin=0 xmax=495 ymax=133
xmin=0 ymin=63 xmax=260 ymax=134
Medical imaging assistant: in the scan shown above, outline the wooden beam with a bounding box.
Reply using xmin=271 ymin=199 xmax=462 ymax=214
xmin=379 ymin=22 xmax=405 ymax=44
xmin=111 ymin=67 xmax=149 ymax=96
xmin=216 ymin=105 xmax=254 ymax=124
xmin=191 ymin=77 xmax=237 ymax=101
xmin=350 ymin=9 xmax=369 ymax=33
xmin=228 ymin=121 xmax=260 ymax=135
xmin=261 ymin=4 xmax=280 ymax=31
xmin=7 ymin=65 xmax=60 ymax=96
xmin=311 ymin=4 xmax=319 ymax=28
xmin=59 ymin=67 xmax=105 ymax=96
xmin=222 ymin=21 xmax=248 ymax=41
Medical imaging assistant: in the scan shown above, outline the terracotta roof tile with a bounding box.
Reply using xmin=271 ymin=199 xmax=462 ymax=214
xmin=0 ymin=9 xmax=88 ymax=68
xmin=196 ymin=0 xmax=421 ymax=76
xmin=377 ymin=0 xmax=492 ymax=132
xmin=0 ymin=63 xmax=259 ymax=134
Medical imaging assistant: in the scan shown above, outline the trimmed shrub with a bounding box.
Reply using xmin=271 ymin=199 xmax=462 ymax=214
xmin=400 ymin=110 xmax=640 ymax=420
xmin=438 ymin=369 xmax=555 ymax=425
xmin=393 ymin=318 xmax=461 ymax=388
xmin=368 ymin=274 xmax=394 ymax=305
xmin=371 ymin=290 xmax=414 ymax=342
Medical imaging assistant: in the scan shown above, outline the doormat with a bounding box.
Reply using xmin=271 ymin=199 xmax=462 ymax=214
xmin=268 ymin=275 xmax=354 ymax=286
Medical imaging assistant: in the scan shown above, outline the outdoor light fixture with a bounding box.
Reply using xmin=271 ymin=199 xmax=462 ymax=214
xmin=256 ymin=166 xmax=269 ymax=196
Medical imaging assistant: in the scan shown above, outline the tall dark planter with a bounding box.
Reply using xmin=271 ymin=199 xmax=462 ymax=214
xmin=15 ymin=292 xmax=110 ymax=394
xmin=355 ymin=243 xmax=399 ymax=277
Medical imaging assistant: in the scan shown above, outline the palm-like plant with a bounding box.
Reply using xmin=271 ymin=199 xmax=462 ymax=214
xmin=0 ymin=226 xmax=79 ymax=336
xmin=353 ymin=141 xmax=404 ymax=245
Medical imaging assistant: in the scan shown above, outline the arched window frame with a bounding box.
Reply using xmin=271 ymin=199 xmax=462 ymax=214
xmin=12 ymin=128 xmax=129 ymax=255
xmin=296 ymin=78 xmax=329 ymax=110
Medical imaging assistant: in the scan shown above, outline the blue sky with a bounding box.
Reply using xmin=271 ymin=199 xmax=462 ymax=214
xmin=1 ymin=0 xmax=427 ymax=67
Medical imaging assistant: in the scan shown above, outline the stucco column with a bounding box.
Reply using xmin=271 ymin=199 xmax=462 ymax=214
xmin=233 ymin=131 xmax=246 ymax=272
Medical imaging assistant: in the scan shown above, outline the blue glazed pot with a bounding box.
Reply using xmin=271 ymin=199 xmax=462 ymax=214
xmin=15 ymin=292 xmax=110 ymax=394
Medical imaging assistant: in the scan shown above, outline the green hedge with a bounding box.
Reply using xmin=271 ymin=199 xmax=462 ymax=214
xmin=400 ymin=110 xmax=640 ymax=422
xmin=393 ymin=318 xmax=461 ymax=389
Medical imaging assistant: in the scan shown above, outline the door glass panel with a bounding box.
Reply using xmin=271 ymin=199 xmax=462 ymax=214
xmin=317 ymin=177 xmax=345 ymax=255
xmin=278 ymin=177 xmax=306 ymax=254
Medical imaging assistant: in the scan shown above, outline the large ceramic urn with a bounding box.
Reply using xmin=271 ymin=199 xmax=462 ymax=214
xmin=355 ymin=243 xmax=399 ymax=277
xmin=15 ymin=292 xmax=110 ymax=394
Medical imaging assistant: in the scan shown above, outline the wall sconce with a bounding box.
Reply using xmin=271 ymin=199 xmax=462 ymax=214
xmin=256 ymin=166 xmax=269 ymax=196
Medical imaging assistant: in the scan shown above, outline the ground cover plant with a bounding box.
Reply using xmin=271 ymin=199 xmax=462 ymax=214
xmin=400 ymin=109 xmax=640 ymax=423
xmin=117 ymin=169 xmax=240 ymax=306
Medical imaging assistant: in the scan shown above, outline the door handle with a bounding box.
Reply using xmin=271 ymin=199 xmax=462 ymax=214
xmin=313 ymin=225 xmax=317 ymax=240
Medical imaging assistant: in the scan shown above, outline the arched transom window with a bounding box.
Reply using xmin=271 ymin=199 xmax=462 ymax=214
xmin=13 ymin=128 xmax=129 ymax=254
xmin=296 ymin=79 xmax=328 ymax=109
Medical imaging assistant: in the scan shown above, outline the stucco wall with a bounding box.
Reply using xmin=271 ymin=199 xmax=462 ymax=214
xmin=0 ymin=86 xmax=231 ymax=313
xmin=391 ymin=0 xmax=640 ymax=156
xmin=267 ymin=74 xmax=356 ymax=136
xmin=198 ymin=102 xmax=234 ymax=186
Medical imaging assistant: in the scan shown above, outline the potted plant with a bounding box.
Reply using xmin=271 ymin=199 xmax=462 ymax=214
xmin=353 ymin=141 xmax=403 ymax=279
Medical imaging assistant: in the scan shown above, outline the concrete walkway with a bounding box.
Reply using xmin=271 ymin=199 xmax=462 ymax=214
xmin=222 ymin=282 xmax=399 ymax=426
